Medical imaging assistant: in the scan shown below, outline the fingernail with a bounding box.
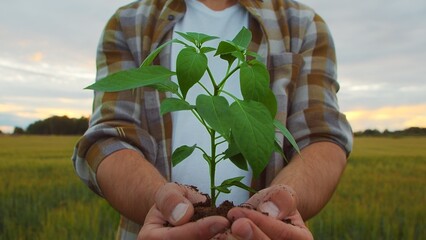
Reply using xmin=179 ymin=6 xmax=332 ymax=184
xmin=259 ymin=201 xmax=279 ymax=218
xmin=171 ymin=202 xmax=189 ymax=222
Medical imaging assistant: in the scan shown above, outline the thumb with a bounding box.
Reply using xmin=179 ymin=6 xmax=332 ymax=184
xmin=256 ymin=185 xmax=298 ymax=220
xmin=155 ymin=183 xmax=206 ymax=226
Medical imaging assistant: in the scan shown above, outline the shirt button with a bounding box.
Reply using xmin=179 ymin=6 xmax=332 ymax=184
xmin=168 ymin=15 xmax=175 ymax=21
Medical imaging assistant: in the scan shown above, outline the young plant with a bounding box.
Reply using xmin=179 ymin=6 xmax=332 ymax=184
xmin=86 ymin=27 xmax=300 ymax=208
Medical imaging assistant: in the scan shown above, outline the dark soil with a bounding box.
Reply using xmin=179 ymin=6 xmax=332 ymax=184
xmin=190 ymin=198 xmax=235 ymax=222
xmin=163 ymin=185 xmax=293 ymax=227
xmin=189 ymin=196 xmax=294 ymax=226
xmin=163 ymin=197 xmax=236 ymax=227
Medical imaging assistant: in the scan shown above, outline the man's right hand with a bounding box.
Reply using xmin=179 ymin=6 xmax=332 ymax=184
xmin=138 ymin=183 xmax=230 ymax=239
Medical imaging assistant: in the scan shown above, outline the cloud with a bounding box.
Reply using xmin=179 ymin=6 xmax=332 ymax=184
xmin=0 ymin=0 xmax=425 ymax=133
xmin=345 ymin=104 xmax=426 ymax=131
xmin=30 ymin=52 xmax=44 ymax=63
xmin=304 ymin=0 xmax=426 ymax=82
xmin=0 ymin=125 xmax=14 ymax=134
xmin=0 ymin=56 xmax=94 ymax=131
xmin=0 ymin=57 xmax=94 ymax=94
xmin=0 ymin=98 xmax=91 ymax=133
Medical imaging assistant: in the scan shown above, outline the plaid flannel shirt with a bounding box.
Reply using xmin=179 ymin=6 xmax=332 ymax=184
xmin=72 ymin=0 xmax=353 ymax=238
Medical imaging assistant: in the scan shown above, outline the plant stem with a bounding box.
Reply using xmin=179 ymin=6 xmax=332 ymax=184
xmin=206 ymin=67 xmax=218 ymax=90
xmin=209 ymin=129 xmax=217 ymax=208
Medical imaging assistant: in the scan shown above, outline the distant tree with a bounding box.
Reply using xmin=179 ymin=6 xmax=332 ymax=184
xmin=355 ymin=127 xmax=426 ymax=137
xmin=382 ymin=129 xmax=391 ymax=136
xmin=362 ymin=129 xmax=381 ymax=136
xmin=26 ymin=116 xmax=89 ymax=135
xmin=73 ymin=117 xmax=90 ymax=134
xmin=13 ymin=127 xmax=25 ymax=135
xmin=403 ymin=127 xmax=426 ymax=136
xmin=0 ymin=129 xmax=3 ymax=135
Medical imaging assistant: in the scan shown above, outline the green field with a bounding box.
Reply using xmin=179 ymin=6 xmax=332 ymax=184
xmin=309 ymin=137 xmax=426 ymax=239
xmin=0 ymin=136 xmax=425 ymax=239
xmin=0 ymin=136 xmax=118 ymax=239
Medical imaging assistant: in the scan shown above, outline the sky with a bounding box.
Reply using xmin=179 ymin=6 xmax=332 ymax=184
xmin=0 ymin=0 xmax=425 ymax=133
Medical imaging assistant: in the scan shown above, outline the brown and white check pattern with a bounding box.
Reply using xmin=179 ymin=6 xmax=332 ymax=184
xmin=72 ymin=0 xmax=353 ymax=238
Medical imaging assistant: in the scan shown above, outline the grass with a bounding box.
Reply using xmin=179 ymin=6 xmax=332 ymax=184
xmin=309 ymin=137 xmax=426 ymax=239
xmin=0 ymin=135 xmax=425 ymax=239
xmin=0 ymin=135 xmax=118 ymax=240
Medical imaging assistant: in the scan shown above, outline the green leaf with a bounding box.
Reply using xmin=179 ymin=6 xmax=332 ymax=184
xmin=173 ymin=39 xmax=190 ymax=47
xmin=261 ymin=88 xmax=278 ymax=118
xmin=215 ymin=186 xmax=231 ymax=194
xmin=220 ymin=176 xmax=245 ymax=186
xmin=141 ymin=39 xmax=179 ymax=66
xmin=151 ymin=80 xmax=179 ymax=93
xmin=224 ymin=137 xmax=248 ymax=171
xmin=176 ymin=48 xmax=208 ymax=98
xmin=215 ymin=41 xmax=238 ymax=56
xmin=228 ymin=180 xmax=257 ymax=194
xmin=196 ymin=95 xmax=232 ymax=137
xmin=230 ymin=100 xmax=275 ymax=177
xmin=175 ymin=31 xmax=197 ymax=44
xmin=221 ymin=53 xmax=237 ymax=66
xmin=232 ymin=27 xmax=252 ymax=49
xmin=176 ymin=32 xmax=218 ymax=45
xmin=246 ymin=50 xmax=262 ymax=61
xmin=200 ymin=47 xmax=216 ymax=54
xmin=233 ymin=51 xmax=246 ymax=62
xmin=160 ymin=98 xmax=194 ymax=115
xmin=239 ymin=61 xmax=277 ymax=117
xmin=196 ymin=34 xmax=219 ymax=44
xmin=202 ymin=153 xmax=212 ymax=166
xmin=215 ymin=41 xmax=238 ymax=66
xmin=239 ymin=62 xmax=270 ymax=101
xmin=229 ymin=153 xmax=248 ymax=171
xmin=273 ymin=120 xmax=300 ymax=154
xmin=85 ymin=66 xmax=175 ymax=92
xmin=217 ymin=176 xmax=257 ymax=194
xmin=172 ymin=144 xmax=197 ymax=166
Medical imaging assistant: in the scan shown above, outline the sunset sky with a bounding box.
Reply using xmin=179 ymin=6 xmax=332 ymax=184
xmin=1 ymin=0 xmax=425 ymax=133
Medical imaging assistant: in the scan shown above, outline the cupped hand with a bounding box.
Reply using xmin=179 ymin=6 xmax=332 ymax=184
xmin=138 ymin=183 xmax=230 ymax=240
xmin=223 ymin=184 xmax=313 ymax=240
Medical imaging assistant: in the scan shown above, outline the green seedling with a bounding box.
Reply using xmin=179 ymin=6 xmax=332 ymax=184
xmin=86 ymin=27 xmax=300 ymax=207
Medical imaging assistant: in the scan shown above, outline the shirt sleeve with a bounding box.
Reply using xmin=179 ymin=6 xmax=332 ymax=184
xmin=71 ymin=8 xmax=158 ymax=196
xmin=284 ymin=12 xmax=353 ymax=158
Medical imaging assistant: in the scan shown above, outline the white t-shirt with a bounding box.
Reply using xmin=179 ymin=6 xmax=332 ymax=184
xmin=170 ymin=0 xmax=252 ymax=205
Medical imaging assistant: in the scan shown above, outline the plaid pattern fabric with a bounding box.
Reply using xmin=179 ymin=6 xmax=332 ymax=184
xmin=71 ymin=0 xmax=353 ymax=238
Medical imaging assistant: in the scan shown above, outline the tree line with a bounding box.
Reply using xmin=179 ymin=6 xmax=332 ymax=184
xmin=10 ymin=115 xmax=89 ymax=135
xmin=2 ymin=115 xmax=425 ymax=136
xmin=354 ymin=127 xmax=426 ymax=137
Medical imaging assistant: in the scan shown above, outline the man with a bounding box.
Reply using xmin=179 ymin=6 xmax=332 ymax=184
xmin=72 ymin=0 xmax=353 ymax=239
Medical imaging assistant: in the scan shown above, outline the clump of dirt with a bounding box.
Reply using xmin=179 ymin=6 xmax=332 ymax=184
xmin=164 ymin=185 xmax=293 ymax=226
xmin=190 ymin=197 xmax=235 ymax=221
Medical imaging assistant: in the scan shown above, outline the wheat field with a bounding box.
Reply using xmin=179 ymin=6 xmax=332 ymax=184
xmin=0 ymin=135 xmax=425 ymax=239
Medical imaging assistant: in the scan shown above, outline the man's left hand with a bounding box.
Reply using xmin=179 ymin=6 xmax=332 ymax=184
xmin=222 ymin=184 xmax=313 ymax=240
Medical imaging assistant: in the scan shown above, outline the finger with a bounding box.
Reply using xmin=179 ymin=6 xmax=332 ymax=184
xmin=142 ymin=214 xmax=230 ymax=240
xmin=246 ymin=185 xmax=297 ymax=220
xmin=181 ymin=184 xmax=209 ymax=203
xmin=169 ymin=216 xmax=230 ymax=240
xmin=230 ymin=218 xmax=269 ymax=240
xmin=143 ymin=204 xmax=170 ymax=226
xmin=228 ymin=208 xmax=312 ymax=240
xmin=155 ymin=183 xmax=207 ymax=225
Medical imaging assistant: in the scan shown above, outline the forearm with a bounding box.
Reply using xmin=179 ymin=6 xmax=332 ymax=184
xmin=97 ymin=149 xmax=167 ymax=224
xmin=271 ymin=141 xmax=347 ymax=220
